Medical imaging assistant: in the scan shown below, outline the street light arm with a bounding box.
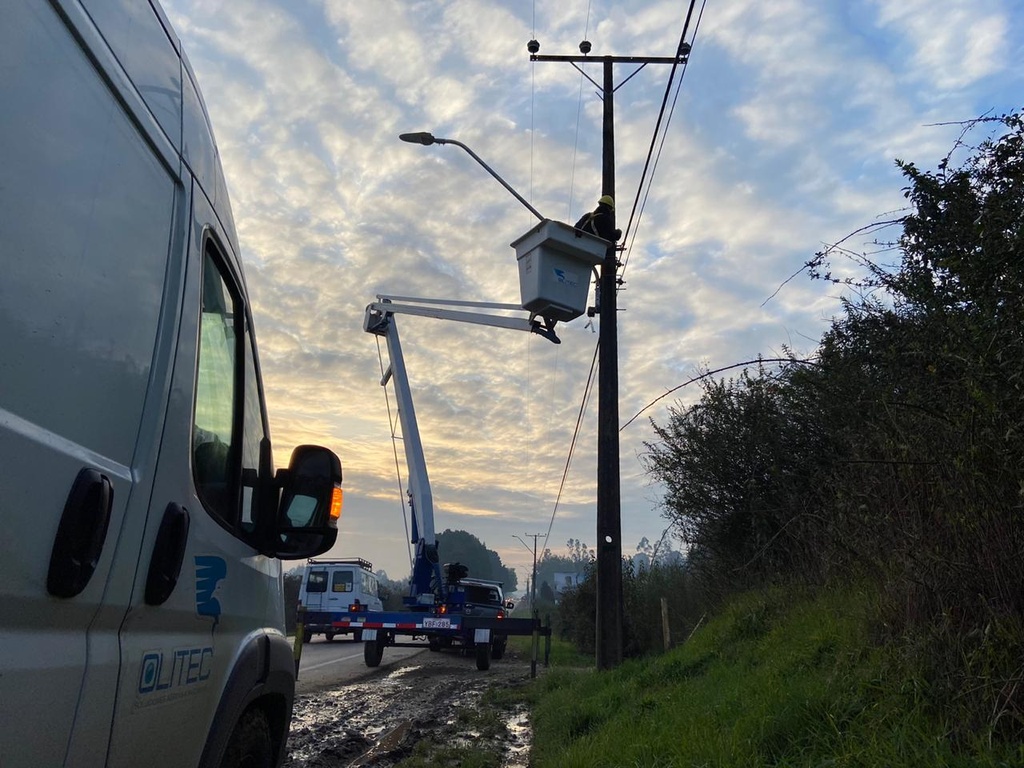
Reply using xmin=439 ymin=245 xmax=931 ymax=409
xmin=400 ymin=132 xmax=545 ymax=222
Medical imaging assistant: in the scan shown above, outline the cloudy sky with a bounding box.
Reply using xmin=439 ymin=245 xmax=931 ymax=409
xmin=161 ymin=0 xmax=1022 ymax=586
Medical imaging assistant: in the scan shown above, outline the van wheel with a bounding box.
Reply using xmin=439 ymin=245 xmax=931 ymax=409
xmin=325 ymin=631 xmax=335 ymax=642
xmin=221 ymin=707 xmax=272 ymax=768
xmin=475 ymin=643 xmax=491 ymax=671
xmin=364 ymin=637 xmax=385 ymax=667
xmin=491 ymin=639 xmax=507 ymax=660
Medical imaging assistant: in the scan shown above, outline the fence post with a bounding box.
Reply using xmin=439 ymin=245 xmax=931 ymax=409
xmin=661 ymin=597 xmax=671 ymax=652
xmin=544 ymin=614 xmax=552 ymax=667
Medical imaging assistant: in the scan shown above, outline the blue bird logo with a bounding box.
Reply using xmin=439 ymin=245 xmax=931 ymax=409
xmin=195 ymin=555 xmax=227 ymax=626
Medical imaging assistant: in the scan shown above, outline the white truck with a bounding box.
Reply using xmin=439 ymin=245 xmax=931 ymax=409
xmin=298 ymin=558 xmax=384 ymax=642
xmin=1 ymin=1 xmax=343 ymax=766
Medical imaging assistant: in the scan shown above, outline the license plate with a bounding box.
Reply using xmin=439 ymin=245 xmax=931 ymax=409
xmin=422 ymin=618 xmax=451 ymax=629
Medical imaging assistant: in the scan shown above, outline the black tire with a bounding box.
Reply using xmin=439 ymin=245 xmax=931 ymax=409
xmin=301 ymin=631 xmax=311 ymax=644
xmin=364 ymin=636 xmax=384 ymax=667
xmin=475 ymin=643 xmax=491 ymax=671
xmin=491 ymin=639 xmax=506 ymax=660
xmin=428 ymin=637 xmax=441 ymax=652
xmin=325 ymin=631 xmax=335 ymax=642
xmin=220 ymin=707 xmax=272 ymax=768
xmin=353 ymin=629 xmax=363 ymax=642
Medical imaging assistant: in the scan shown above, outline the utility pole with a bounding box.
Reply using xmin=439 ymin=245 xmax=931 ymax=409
xmin=514 ymin=533 xmax=542 ymax=609
xmin=530 ymin=40 xmax=690 ymax=670
xmin=514 ymin=533 xmax=543 ymax=677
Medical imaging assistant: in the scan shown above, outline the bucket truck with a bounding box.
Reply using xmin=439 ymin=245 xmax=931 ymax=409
xmin=308 ymin=220 xmax=608 ymax=670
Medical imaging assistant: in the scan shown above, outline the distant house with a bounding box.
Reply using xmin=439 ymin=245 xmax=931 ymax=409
xmin=552 ymin=572 xmax=584 ymax=593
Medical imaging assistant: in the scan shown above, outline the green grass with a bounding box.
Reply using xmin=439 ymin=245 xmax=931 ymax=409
xmin=508 ymin=633 xmax=592 ymax=668
xmin=524 ymin=587 xmax=1024 ymax=768
xmin=394 ymin=589 xmax=1024 ymax=767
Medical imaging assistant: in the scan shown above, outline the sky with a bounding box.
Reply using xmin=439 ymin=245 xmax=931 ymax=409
xmin=160 ymin=0 xmax=1022 ymax=588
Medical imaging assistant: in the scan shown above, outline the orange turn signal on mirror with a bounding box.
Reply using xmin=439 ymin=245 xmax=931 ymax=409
xmin=329 ymin=486 xmax=343 ymax=523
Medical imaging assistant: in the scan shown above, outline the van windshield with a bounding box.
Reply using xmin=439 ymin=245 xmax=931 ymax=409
xmin=306 ymin=571 xmax=327 ymax=593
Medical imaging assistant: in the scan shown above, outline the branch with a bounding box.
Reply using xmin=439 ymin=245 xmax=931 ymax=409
xmin=621 ymin=357 xmax=819 ymax=430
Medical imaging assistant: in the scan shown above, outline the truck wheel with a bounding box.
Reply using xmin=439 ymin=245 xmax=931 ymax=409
xmin=428 ymin=637 xmax=441 ymax=652
xmin=491 ymin=639 xmax=506 ymax=660
xmin=301 ymin=632 xmax=311 ymax=644
xmin=220 ymin=707 xmax=272 ymax=768
xmin=353 ymin=629 xmax=363 ymax=642
xmin=325 ymin=631 xmax=335 ymax=642
xmin=364 ymin=637 xmax=385 ymax=667
xmin=475 ymin=643 xmax=491 ymax=671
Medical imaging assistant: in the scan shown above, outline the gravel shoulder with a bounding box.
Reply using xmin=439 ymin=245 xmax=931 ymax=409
xmin=284 ymin=645 xmax=536 ymax=767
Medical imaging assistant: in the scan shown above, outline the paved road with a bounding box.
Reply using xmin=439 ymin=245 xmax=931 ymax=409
xmin=293 ymin=636 xmax=425 ymax=693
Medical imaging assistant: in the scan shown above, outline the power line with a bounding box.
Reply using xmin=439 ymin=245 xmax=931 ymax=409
xmin=539 ymin=1 xmax=706 ymax=556
xmin=541 ymin=338 xmax=599 ymax=556
xmin=621 ymin=0 xmax=706 ymax=276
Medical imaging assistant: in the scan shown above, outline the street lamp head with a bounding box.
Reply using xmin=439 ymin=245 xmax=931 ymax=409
xmin=399 ymin=132 xmax=437 ymax=146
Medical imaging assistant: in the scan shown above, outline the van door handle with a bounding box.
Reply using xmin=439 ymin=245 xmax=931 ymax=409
xmin=47 ymin=468 xmax=114 ymax=598
xmin=145 ymin=503 xmax=190 ymax=606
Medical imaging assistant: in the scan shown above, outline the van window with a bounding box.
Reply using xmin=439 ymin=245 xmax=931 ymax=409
xmin=465 ymin=585 xmax=501 ymax=604
xmin=306 ymin=571 xmax=328 ymax=593
xmin=331 ymin=571 xmax=354 ymax=593
xmin=193 ymin=240 xmax=268 ymax=536
xmin=361 ymin=571 xmax=378 ymax=597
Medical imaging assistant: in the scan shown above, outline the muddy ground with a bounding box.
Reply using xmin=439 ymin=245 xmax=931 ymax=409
xmin=284 ymin=646 xmax=537 ymax=767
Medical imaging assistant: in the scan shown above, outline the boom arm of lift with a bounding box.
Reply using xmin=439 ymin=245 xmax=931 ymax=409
xmin=363 ymin=296 xmax=559 ymax=606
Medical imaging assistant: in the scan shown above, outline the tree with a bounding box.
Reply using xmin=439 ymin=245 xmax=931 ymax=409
xmin=375 ymin=571 xmax=409 ymax=611
xmin=643 ymin=365 xmax=830 ymax=589
xmin=643 ymin=111 xmax=1024 ymax=741
xmin=436 ymin=529 xmax=518 ymax=591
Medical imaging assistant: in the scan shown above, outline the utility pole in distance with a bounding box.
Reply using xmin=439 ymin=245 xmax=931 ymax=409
xmin=514 ymin=533 xmax=543 ymax=677
xmin=529 ymin=39 xmax=690 ymax=670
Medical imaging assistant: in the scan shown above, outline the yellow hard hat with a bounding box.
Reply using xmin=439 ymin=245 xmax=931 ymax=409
xmin=598 ymin=195 xmax=615 ymax=208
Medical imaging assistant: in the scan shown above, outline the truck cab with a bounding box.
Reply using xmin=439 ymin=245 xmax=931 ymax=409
xmin=446 ymin=577 xmax=511 ymax=659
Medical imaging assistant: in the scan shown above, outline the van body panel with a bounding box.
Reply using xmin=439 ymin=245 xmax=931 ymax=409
xmin=0 ymin=2 xmax=180 ymax=763
xmin=2 ymin=1 xmax=339 ymax=763
xmin=181 ymin=51 xmax=239 ymax=253
xmin=105 ymin=183 xmax=284 ymax=767
xmin=78 ymin=0 xmax=183 ymax=149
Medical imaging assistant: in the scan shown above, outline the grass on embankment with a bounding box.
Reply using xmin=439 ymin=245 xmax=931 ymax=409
xmin=512 ymin=588 xmax=1023 ymax=768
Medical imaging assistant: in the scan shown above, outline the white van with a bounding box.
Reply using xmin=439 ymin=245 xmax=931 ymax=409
xmin=299 ymin=559 xmax=384 ymax=641
xmin=1 ymin=2 xmax=343 ymax=766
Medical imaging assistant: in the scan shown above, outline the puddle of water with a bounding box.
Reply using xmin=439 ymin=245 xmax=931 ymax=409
xmin=385 ymin=665 xmax=421 ymax=680
xmin=502 ymin=707 xmax=532 ymax=768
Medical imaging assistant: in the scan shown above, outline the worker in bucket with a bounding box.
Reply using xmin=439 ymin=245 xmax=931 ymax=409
xmin=574 ymin=194 xmax=621 ymax=242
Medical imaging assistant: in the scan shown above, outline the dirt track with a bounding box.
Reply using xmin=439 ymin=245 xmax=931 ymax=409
xmin=284 ymin=646 xmax=535 ymax=767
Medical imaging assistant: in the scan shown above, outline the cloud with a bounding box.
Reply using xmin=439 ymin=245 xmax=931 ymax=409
xmin=160 ymin=0 xmax=1022 ymax=578
xmin=871 ymin=0 xmax=1008 ymax=90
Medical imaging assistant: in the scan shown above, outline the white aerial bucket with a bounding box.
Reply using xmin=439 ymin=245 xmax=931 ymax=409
xmin=511 ymin=219 xmax=609 ymax=322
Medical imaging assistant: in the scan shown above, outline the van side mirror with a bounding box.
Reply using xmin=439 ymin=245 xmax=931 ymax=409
xmin=271 ymin=445 xmax=342 ymax=559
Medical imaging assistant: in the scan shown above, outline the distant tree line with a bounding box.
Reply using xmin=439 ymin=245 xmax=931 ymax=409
xmin=641 ymin=111 xmax=1024 ymax=746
